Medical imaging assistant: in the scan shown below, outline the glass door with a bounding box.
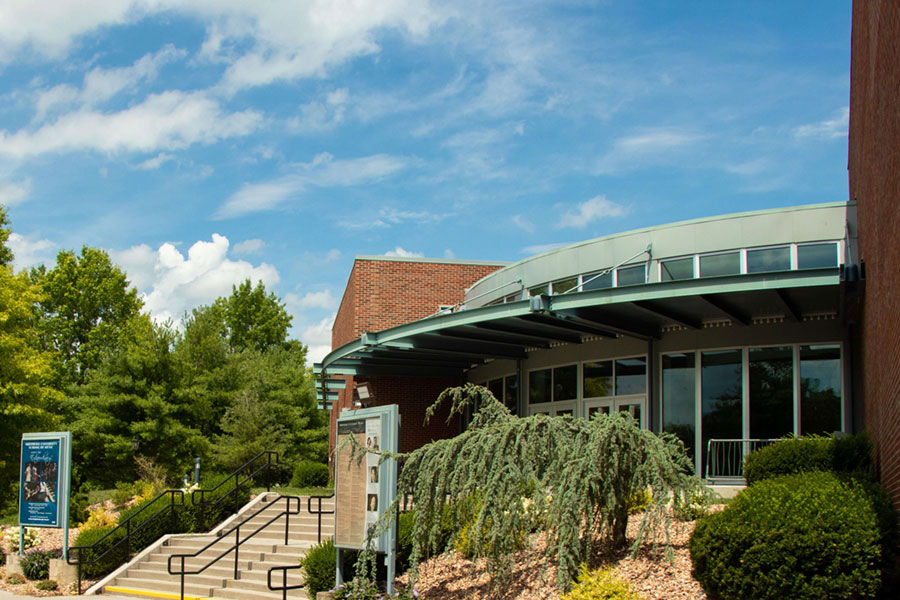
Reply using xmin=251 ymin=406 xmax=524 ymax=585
xmin=583 ymin=397 xmax=646 ymax=428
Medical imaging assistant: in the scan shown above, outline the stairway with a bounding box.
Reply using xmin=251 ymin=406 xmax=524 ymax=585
xmin=97 ymin=493 xmax=334 ymax=600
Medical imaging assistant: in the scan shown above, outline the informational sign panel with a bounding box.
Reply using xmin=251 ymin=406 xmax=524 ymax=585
xmin=334 ymin=404 xmax=398 ymax=554
xmin=19 ymin=432 xmax=71 ymax=531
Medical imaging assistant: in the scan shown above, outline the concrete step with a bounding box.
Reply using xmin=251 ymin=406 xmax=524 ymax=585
xmin=214 ymin=584 xmax=309 ymax=600
xmin=103 ymin=584 xmax=214 ymax=600
xmin=106 ymin=575 xmax=214 ymax=597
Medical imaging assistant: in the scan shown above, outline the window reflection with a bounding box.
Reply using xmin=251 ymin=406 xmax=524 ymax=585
xmin=800 ymin=345 xmax=841 ymax=434
xmin=702 ymin=350 xmax=742 ymax=475
xmin=749 ymin=347 xmax=793 ymax=439
xmin=662 ymin=353 xmax=696 ymax=464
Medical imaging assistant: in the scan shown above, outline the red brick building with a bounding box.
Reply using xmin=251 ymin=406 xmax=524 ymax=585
xmin=849 ymin=0 xmax=900 ymax=507
xmin=326 ymin=256 xmax=506 ymax=454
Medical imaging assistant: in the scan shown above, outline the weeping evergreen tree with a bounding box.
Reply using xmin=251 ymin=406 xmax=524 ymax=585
xmin=347 ymin=384 xmax=706 ymax=591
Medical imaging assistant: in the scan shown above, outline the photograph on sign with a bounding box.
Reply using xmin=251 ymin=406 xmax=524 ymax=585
xmin=19 ymin=438 xmax=62 ymax=527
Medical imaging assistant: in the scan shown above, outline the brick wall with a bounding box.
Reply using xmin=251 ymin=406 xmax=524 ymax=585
xmin=327 ymin=257 xmax=505 ymax=455
xmin=849 ymin=0 xmax=900 ymax=508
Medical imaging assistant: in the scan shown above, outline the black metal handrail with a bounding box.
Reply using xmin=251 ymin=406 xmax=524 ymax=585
xmin=168 ymin=495 xmax=302 ymax=600
xmin=67 ymin=489 xmax=185 ymax=594
xmin=307 ymin=493 xmax=334 ymax=543
xmin=192 ymin=450 xmax=278 ymax=530
xmin=267 ymin=565 xmax=306 ymax=600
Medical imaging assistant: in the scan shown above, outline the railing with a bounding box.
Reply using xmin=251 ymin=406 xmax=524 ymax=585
xmin=307 ymin=493 xmax=334 ymax=544
xmin=267 ymin=565 xmax=306 ymax=600
xmin=67 ymin=489 xmax=185 ymax=595
xmin=705 ymin=438 xmax=779 ymax=483
xmin=67 ymin=450 xmax=279 ymax=595
xmin=168 ymin=495 xmax=302 ymax=600
xmin=192 ymin=450 xmax=279 ymax=531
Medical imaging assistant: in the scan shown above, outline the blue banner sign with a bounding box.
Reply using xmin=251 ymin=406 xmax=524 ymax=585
xmin=19 ymin=437 xmax=62 ymax=527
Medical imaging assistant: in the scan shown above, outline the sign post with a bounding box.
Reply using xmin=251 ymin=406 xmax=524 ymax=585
xmin=334 ymin=404 xmax=399 ymax=593
xmin=19 ymin=432 xmax=72 ymax=560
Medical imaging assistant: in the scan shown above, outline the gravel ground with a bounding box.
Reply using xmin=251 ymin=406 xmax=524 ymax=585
xmin=1 ymin=523 xmax=97 ymax=596
xmin=398 ymin=511 xmax=713 ymax=600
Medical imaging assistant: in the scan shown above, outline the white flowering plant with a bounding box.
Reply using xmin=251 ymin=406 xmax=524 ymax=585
xmin=2 ymin=526 xmax=42 ymax=552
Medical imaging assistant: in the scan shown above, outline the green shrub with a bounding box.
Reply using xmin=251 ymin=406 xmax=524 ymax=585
xmin=70 ymin=482 xmax=91 ymax=526
xmin=36 ymin=579 xmax=59 ymax=591
xmin=112 ymin=481 xmax=136 ymax=507
xmin=6 ymin=572 xmax=25 ymax=585
xmin=291 ymin=462 xmax=330 ymax=488
xmin=20 ymin=549 xmax=57 ymax=580
xmin=561 ymin=566 xmax=645 ymax=600
xmin=690 ymin=471 xmax=895 ymax=600
xmin=302 ymin=538 xmax=336 ymax=596
xmin=71 ymin=525 xmax=126 ymax=579
xmin=743 ymin=433 xmax=873 ymax=485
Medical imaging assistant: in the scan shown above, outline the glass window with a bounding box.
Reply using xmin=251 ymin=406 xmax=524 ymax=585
xmin=749 ymin=347 xmax=793 ymax=439
xmin=529 ymin=284 xmax=549 ymax=297
xmin=529 ymin=369 xmax=551 ymax=404
xmin=582 ymin=271 xmax=612 ymax=291
xmin=504 ymin=375 xmax=519 ymax=415
xmin=747 ymin=247 xmax=791 ymax=274
xmin=552 ymin=277 xmax=578 ymax=294
xmin=488 ymin=378 xmax=503 ymax=402
xmin=615 ymin=357 xmax=647 ymax=395
xmin=800 ymin=345 xmax=841 ymax=434
xmin=583 ymin=361 xmax=612 ymax=398
xmin=699 ymin=252 xmax=740 ymax=278
xmin=554 ymin=365 xmax=578 ymax=401
xmin=662 ymin=353 xmax=696 ymax=464
xmin=701 ymin=350 xmax=743 ymax=475
xmin=798 ymin=243 xmax=837 ymax=269
xmin=587 ymin=405 xmax=611 ymax=419
xmin=661 ymin=257 xmax=694 ymax=281
xmin=616 ymin=265 xmax=646 ymax=286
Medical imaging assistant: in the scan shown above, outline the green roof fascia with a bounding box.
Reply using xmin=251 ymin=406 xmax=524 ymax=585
xmin=548 ymin=267 xmax=840 ymax=312
xmin=317 ymin=267 xmax=840 ymax=375
xmin=319 ymin=299 xmax=533 ymax=371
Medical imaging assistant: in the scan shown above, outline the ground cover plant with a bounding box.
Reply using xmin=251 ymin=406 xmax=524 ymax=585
xmin=347 ymin=384 xmax=704 ymax=591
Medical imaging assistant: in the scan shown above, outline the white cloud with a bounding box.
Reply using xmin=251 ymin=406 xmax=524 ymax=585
xmin=231 ymin=238 xmax=265 ymax=256
xmin=293 ymin=289 xmax=337 ymax=310
xmin=113 ymin=233 xmax=279 ymax=324
xmin=8 ymin=232 xmax=55 ymax=269
xmin=0 ymin=1 xmax=444 ymax=88
xmin=512 ymin=214 xmax=534 ymax=233
xmin=557 ymin=195 xmax=628 ymax=229
xmin=135 ymin=152 xmax=175 ymax=170
xmin=215 ymin=152 xmax=408 ymax=219
xmin=595 ymin=128 xmax=703 ymax=174
xmin=384 ymin=247 xmax=424 ymax=258
xmin=0 ymin=177 xmax=32 ymax=207
xmin=792 ymin=107 xmax=849 ymax=140
xmin=301 ymin=315 xmax=336 ymax=364
xmin=34 ymin=45 xmax=184 ymax=121
xmin=443 ymin=248 xmax=455 ymax=259
xmin=288 ymin=88 xmax=349 ymax=133
xmin=0 ymin=91 xmax=262 ymax=159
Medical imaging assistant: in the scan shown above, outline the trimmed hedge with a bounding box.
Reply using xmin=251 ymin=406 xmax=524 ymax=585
xmin=690 ymin=471 xmax=896 ymax=600
xmin=743 ymin=433 xmax=873 ymax=485
xmin=300 ymin=538 xmax=359 ymax=595
xmin=291 ymin=462 xmax=330 ymax=488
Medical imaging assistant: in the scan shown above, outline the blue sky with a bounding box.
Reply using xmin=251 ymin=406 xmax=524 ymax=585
xmin=0 ymin=1 xmax=851 ymax=362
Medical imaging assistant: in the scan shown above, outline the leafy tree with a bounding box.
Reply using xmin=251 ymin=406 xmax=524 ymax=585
xmin=212 ymin=342 xmax=326 ymax=472
xmin=224 ymin=279 xmax=292 ymax=352
xmin=353 ymin=385 xmax=704 ymax=591
xmin=69 ymin=315 xmax=207 ymax=485
xmin=0 ymin=206 xmax=13 ymax=266
xmin=32 ymin=246 xmax=143 ymax=386
xmin=0 ymin=266 xmax=62 ymax=510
